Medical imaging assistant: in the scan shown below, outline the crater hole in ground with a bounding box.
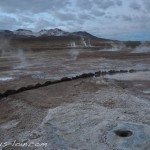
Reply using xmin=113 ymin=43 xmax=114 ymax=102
xmin=114 ymin=130 xmax=133 ymax=137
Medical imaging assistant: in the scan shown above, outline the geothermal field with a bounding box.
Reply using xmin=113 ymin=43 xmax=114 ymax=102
xmin=0 ymin=33 xmax=150 ymax=150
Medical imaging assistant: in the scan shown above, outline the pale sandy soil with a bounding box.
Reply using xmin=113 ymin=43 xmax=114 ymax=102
xmin=0 ymin=48 xmax=150 ymax=150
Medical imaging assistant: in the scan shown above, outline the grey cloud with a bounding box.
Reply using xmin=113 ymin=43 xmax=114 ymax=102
xmin=121 ymin=14 xmax=150 ymax=29
xmin=0 ymin=0 xmax=149 ymax=40
xmin=0 ymin=0 xmax=70 ymax=13
xmin=76 ymin=0 xmax=93 ymax=10
xmin=94 ymin=0 xmax=122 ymax=9
xmin=0 ymin=0 xmax=123 ymax=31
xmin=91 ymin=10 xmax=105 ymax=17
xmin=94 ymin=0 xmax=115 ymax=9
xmin=116 ymin=0 xmax=122 ymax=6
xmin=17 ymin=14 xmax=36 ymax=24
xmin=78 ymin=13 xmax=95 ymax=20
xmin=130 ymin=2 xmax=141 ymax=10
xmin=143 ymin=0 xmax=150 ymax=12
xmin=134 ymin=15 xmax=150 ymax=27
xmin=0 ymin=15 xmax=20 ymax=30
xmin=76 ymin=0 xmax=122 ymax=10
xmin=53 ymin=11 xmax=77 ymax=21
xmin=122 ymin=15 xmax=132 ymax=21
xmin=33 ymin=19 xmax=57 ymax=31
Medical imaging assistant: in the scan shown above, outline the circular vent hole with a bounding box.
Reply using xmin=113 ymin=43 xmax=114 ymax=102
xmin=114 ymin=130 xmax=133 ymax=137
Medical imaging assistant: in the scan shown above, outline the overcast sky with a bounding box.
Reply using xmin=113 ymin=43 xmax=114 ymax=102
xmin=0 ymin=0 xmax=150 ymax=40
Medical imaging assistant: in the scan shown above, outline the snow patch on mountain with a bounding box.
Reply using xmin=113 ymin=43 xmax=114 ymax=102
xmin=37 ymin=28 xmax=69 ymax=36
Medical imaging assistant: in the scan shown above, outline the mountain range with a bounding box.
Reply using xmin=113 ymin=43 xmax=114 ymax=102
xmin=0 ymin=28 xmax=107 ymax=40
xmin=0 ymin=28 xmax=115 ymax=49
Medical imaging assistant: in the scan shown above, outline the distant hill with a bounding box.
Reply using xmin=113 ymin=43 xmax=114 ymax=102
xmin=0 ymin=28 xmax=109 ymax=40
xmin=0 ymin=28 xmax=115 ymax=49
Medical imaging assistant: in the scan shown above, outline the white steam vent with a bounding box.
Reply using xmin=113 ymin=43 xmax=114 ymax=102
xmin=133 ymin=42 xmax=150 ymax=53
xmin=14 ymin=49 xmax=28 ymax=69
xmin=70 ymin=42 xmax=77 ymax=47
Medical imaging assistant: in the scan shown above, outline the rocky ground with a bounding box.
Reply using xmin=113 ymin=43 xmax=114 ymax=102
xmin=0 ymin=47 xmax=150 ymax=150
